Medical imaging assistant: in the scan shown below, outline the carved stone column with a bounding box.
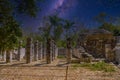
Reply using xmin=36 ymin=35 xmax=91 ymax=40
xmin=34 ymin=40 xmax=39 ymax=61
xmin=114 ymin=43 xmax=120 ymax=64
xmin=26 ymin=38 xmax=33 ymax=63
xmin=51 ymin=40 xmax=54 ymax=61
xmin=46 ymin=38 xmax=52 ymax=64
xmin=55 ymin=44 xmax=58 ymax=59
xmin=18 ymin=41 xmax=22 ymax=61
xmin=66 ymin=38 xmax=72 ymax=63
xmin=38 ymin=42 xmax=43 ymax=60
xmin=2 ymin=51 xmax=6 ymax=61
xmin=105 ymin=44 xmax=114 ymax=62
xmin=6 ymin=50 xmax=12 ymax=63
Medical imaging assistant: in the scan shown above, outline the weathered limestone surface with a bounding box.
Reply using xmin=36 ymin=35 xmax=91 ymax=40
xmin=6 ymin=50 xmax=12 ymax=63
xmin=18 ymin=41 xmax=22 ymax=61
xmin=116 ymin=36 xmax=120 ymax=43
xmin=46 ymin=38 xmax=52 ymax=64
xmin=105 ymin=44 xmax=114 ymax=62
xmin=55 ymin=45 xmax=58 ymax=59
xmin=51 ymin=40 xmax=54 ymax=61
xmin=73 ymin=46 xmax=93 ymax=63
xmin=38 ymin=42 xmax=42 ymax=60
xmin=34 ymin=40 xmax=38 ymax=61
xmin=32 ymin=43 xmax=34 ymax=61
xmin=2 ymin=51 xmax=6 ymax=61
xmin=114 ymin=43 xmax=120 ymax=64
xmin=26 ymin=38 xmax=33 ymax=63
xmin=66 ymin=38 xmax=72 ymax=63
xmin=42 ymin=43 xmax=46 ymax=59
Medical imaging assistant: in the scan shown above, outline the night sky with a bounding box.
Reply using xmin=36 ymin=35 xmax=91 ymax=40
xmin=17 ymin=0 xmax=120 ymax=30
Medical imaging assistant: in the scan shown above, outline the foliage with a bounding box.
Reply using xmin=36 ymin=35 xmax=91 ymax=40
xmin=99 ymin=23 xmax=120 ymax=36
xmin=39 ymin=15 xmax=80 ymax=47
xmin=0 ymin=17 xmax=22 ymax=50
xmin=57 ymin=55 xmax=65 ymax=59
xmin=72 ymin=62 xmax=116 ymax=72
xmin=94 ymin=13 xmax=120 ymax=36
xmin=94 ymin=12 xmax=107 ymax=23
xmin=54 ymin=25 xmax=63 ymax=41
xmin=0 ymin=0 xmax=43 ymax=50
xmin=56 ymin=40 xmax=66 ymax=48
xmin=63 ymin=20 xmax=75 ymax=38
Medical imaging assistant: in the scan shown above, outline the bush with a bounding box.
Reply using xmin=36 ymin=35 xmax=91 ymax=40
xmin=57 ymin=55 xmax=65 ymax=59
xmin=72 ymin=62 xmax=116 ymax=72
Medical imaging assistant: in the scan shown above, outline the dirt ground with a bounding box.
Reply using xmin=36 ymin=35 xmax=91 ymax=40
xmin=0 ymin=59 xmax=120 ymax=80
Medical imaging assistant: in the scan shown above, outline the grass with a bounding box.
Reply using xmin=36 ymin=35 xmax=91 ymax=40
xmin=57 ymin=55 xmax=65 ymax=59
xmin=72 ymin=61 xmax=116 ymax=72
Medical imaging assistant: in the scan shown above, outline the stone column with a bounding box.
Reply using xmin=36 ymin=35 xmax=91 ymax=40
xmin=116 ymin=36 xmax=120 ymax=43
xmin=44 ymin=46 xmax=46 ymax=59
xmin=32 ymin=43 xmax=34 ymax=61
xmin=3 ymin=51 xmax=6 ymax=61
xmin=55 ymin=45 xmax=58 ymax=59
xmin=54 ymin=41 xmax=58 ymax=59
xmin=2 ymin=51 xmax=6 ymax=61
xmin=66 ymin=38 xmax=72 ymax=63
xmin=46 ymin=38 xmax=52 ymax=64
xmin=42 ymin=43 xmax=45 ymax=59
xmin=34 ymin=40 xmax=39 ymax=61
xmin=38 ymin=42 xmax=43 ymax=60
xmin=6 ymin=50 xmax=12 ymax=63
xmin=105 ymin=44 xmax=113 ymax=62
xmin=114 ymin=43 xmax=120 ymax=64
xmin=51 ymin=40 xmax=54 ymax=61
xmin=18 ymin=41 xmax=22 ymax=61
xmin=53 ymin=41 xmax=56 ymax=60
xmin=26 ymin=38 xmax=33 ymax=63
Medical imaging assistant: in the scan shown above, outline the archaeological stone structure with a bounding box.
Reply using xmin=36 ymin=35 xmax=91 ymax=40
xmin=77 ymin=29 xmax=115 ymax=58
xmin=1 ymin=29 xmax=120 ymax=65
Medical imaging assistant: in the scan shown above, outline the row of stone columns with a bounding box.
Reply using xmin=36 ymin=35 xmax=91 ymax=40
xmin=26 ymin=38 xmax=46 ymax=63
xmin=25 ymin=38 xmax=58 ymax=64
xmin=46 ymin=38 xmax=58 ymax=64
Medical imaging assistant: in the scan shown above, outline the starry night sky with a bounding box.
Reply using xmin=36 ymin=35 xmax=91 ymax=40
xmin=17 ymin=0 xmax=120 ymax=30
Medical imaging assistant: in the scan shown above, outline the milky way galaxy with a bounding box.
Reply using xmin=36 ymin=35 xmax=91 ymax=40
xmin=18 ymin=0 xmax=120 ymax=29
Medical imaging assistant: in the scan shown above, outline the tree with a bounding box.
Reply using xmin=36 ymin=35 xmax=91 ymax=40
xmin=94 ymin=13 xmax=120 ymax=36
xmin=0 ymin=0 xmax=43 ymax=48
xmin=0 ymin=16 xmax=22 ymax=50
xmin=0 ymin=0 xmax=43 ymax=62
xmin=48 ymin=15 xmax=63 ymax=40
xmin=39 ymin=15 xmax=63 ymax=41
xmin=63 ymin=20 xmax=75 ymax=39
xmin=94 ymin=12 xmax=107 ymax=24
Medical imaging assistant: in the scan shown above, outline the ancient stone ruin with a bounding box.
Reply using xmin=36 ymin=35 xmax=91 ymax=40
xmin=0 ymin=29 xmax=120 ymax=65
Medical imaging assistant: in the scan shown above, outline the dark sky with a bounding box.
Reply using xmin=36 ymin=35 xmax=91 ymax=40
xmin=17 ymin=0 xmax=120 ymax=30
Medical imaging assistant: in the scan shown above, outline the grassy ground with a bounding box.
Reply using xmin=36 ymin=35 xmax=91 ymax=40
xmin=0 ymin=59 xmax=119 ymax=80
xmin=57 ymin=55 xmax=66 ymax=59
xmin=72 ymin=61 xmax=116 ymax=72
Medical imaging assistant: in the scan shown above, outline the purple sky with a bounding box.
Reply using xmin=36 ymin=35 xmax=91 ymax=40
xmin=17 ymin=0 xmax=120 ymax=31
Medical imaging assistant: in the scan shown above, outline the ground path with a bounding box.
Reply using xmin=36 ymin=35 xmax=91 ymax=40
xmin=0 ymin=59 xmax=120 ymax=80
